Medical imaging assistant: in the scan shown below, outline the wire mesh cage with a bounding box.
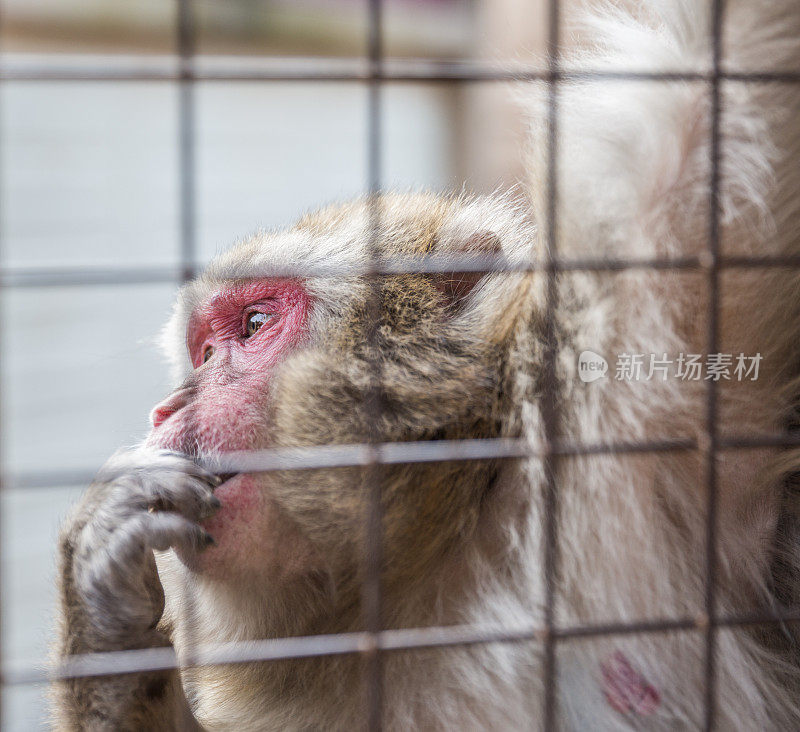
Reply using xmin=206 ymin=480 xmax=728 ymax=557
xmin=1 ymin=0 xmax=800 ymax=729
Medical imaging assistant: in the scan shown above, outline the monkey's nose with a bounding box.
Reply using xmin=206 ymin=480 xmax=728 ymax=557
xmin=150 ymin=388 xmax=192 ymax=428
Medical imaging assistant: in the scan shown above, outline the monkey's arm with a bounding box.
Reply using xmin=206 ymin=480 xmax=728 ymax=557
xmin=53 ymin=449 xmax=218 ymax=731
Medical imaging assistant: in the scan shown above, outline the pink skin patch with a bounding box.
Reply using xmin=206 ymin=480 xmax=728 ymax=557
xmin=187 ymin=279 xmax=311 ymax=374
xmin=600 ymin=651 xmax=660 ymax=716
xmin=146 ymin=279 xmax=312 ymax=576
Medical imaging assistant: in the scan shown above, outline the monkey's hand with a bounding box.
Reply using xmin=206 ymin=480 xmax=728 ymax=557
xmin=54 ymin=448 xmax=219 ymax=731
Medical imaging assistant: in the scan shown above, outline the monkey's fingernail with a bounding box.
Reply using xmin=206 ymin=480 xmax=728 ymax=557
xmin=210 ymin=496 xmax=221 ymax=509
xmin=203 ymin=533 xmax=216 ymax=547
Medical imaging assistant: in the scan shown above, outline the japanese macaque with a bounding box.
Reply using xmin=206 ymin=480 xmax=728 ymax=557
xmin=54 ymin=0 xmax=800 ymax=729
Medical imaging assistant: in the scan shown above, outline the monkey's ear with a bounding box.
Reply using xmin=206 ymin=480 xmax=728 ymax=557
xmin=433 ymin=230 xmax=502 ymax=308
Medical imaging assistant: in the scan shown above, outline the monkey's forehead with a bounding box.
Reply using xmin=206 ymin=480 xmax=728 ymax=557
xmin=182 ymin=190 xmax=528 ymax=296
xmin=216 ymin=192 xmax=462 ymax=270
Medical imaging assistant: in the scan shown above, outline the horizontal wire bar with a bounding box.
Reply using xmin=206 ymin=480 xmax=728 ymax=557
xmin=718 ymin=433 xmax=800 ymax=450
xmin=0 ymin=266 xmax=189 ymax=288
xmin=7 ymin=432 xmax=800 ymax=491
xmin=6 ymin=608 xmax=800 ymax=687
xmin=3 ymin=252 xmax=800 ymax=289
xmin=4 ymin=437 xmax=696 ymax=489
xmin=718 ymin=254 xmax=800 ymax=268
xmin=202 ymin=436 xmax=699 ymax=476
xmin=2 ymin=54 xmax=800 ymax=84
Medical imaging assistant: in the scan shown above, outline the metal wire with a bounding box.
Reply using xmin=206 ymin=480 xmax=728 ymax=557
xmin=1 ymin=0 xmax=800 ymax=729
xmin=3 ymin=53 xmax=800 ymax=84
xmin=174 ymin=0 xmax=206 ymax=685
xmin=178 ymin=0 xmax=197 ymax=285
xmin=702 ymin=2 xmax=725 ymax=728
xmin=363 ymin=0 xmax=386 ymax=727
xmin=8 ymin=609 xmax=800 ymax=687
xmin=541 ymin=0 xmax=562 ymax=726
xmin=7 ymin=433 xmax=800 ymax=491
xmin=6 ymin=252 xmax=800 ymax=289
xmin=0 ymin=3 xmax=5 ymax=726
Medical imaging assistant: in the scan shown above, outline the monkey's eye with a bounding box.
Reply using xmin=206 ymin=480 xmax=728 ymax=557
xmin=202 ymin=345 xmax=214 ymax=363
xmin=244 ymin=311 xmax=276 ymax=338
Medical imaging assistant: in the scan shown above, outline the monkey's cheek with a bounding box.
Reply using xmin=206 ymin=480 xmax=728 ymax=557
xmin=176 ymin=476 xmax=321 ymax=584
xmin=171 ymin=474 xmax=263 ymax=576
xmin=203 ymin=475 xmax=263 ymax=548
xmin=204 ymin=473 xmax=261 ymax=534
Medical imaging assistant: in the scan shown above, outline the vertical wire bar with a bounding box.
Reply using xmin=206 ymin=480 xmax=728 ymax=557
xmin=0 ymin=2 xmax=5 ymax=723
xmin=176 ymin=0 xmax=201 ymax=676
xmin=178 ymin=0 xmax=196 ymax=283
xmin=542 ymin=0 xmax=562 ymax=729
xmin=363 ymin=0 xmax=385 ymax=730
xmin=703 ymin=1 xmax=724 ymax=729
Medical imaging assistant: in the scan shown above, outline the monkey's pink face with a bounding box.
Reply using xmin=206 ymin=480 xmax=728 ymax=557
xmin=146 ymin=278 xmax=314 ymax=578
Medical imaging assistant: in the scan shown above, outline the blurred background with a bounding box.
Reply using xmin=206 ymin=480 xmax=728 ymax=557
xmin=0 ymin=0 xmax=546 ymax=727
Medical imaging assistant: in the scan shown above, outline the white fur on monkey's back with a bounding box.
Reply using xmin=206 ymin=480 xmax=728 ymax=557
xmin=514 ymin=1 xmax=800 ymax=729
xmin=54 ymin=1 xmax=800 ymax=730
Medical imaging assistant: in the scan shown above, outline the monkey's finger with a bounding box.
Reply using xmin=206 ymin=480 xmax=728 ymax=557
xmin=110 ymin=513 xmax=214 ymax=564
xmin=146 ymin=449 xmax=222 ymax=486
xmin=138 ymin=475 xmax=221 ymax=521
xmin=142 ymin=512 xmax=214 ymax=554
xmin=98 ymin=447 xmax=221 ymax=489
